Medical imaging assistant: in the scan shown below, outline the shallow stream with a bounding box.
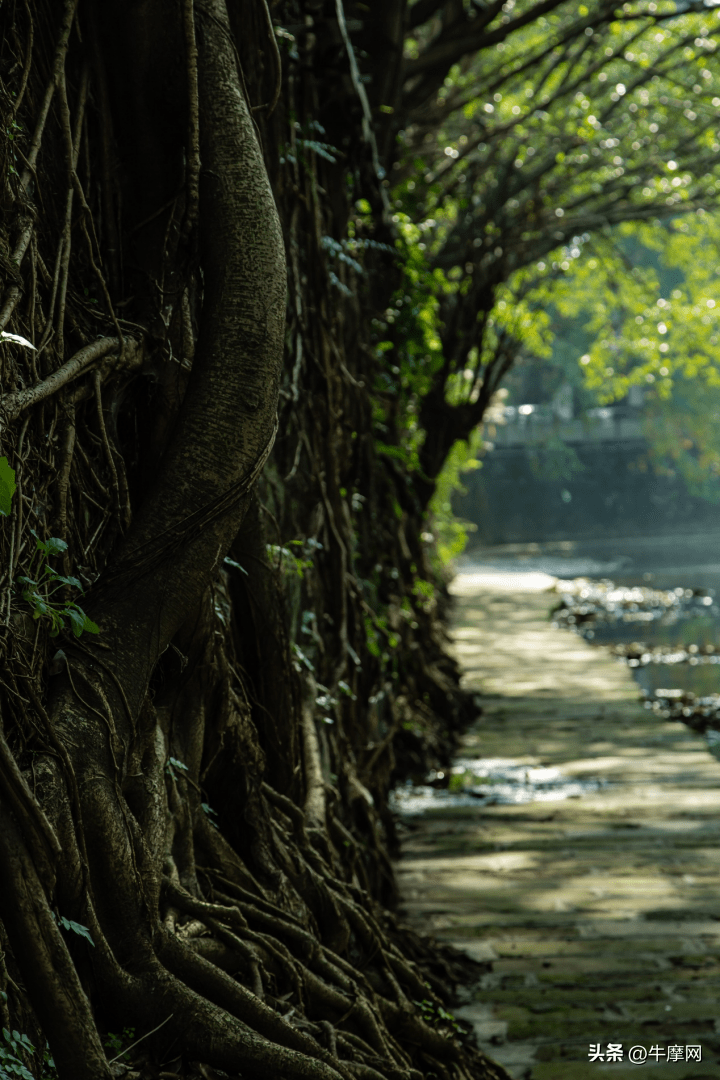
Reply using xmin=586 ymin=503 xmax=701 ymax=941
xmin=552 ymin=574 xmax=720 ymax=740
xmin=391 ymin=759 xmax=605 ymax=815
xmin=393 ymin=533 xmax=720 ymax=814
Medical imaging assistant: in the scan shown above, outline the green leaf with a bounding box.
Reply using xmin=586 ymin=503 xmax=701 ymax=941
xmin=27 ymin=596 xmax=51 ymax=617
xmin=291 ymin=644 xmax=315 ymax=672
xmin=54 ymin=575 xmax=83 ymax=591
xmin=0 ymin=457 xmax=16 ymax=517
xmin=65 ymin=605 xmax=99 ymax=637
xmin=201 ymin=803 xmax=219 ymax=829
xmin=375 ymin=442 xmax=409 ymax=463
xmin=58 ymin=915 xmax=94 ymax=946
xmin=223 ymin=557 xmax=249 ymax=575
xmin=65 ymin=608 xmax=85 ymax=637
xmin=43 ymin=537 xmax=68 ymax=556
xmin=168 ymin=757 xmax=189 ymax=772
xmin=298 ymin=138 xmax=337 ymax=163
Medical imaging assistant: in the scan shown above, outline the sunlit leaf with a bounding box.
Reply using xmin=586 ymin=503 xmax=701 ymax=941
xmin=0 ymin=457 xmax=16 ymax=517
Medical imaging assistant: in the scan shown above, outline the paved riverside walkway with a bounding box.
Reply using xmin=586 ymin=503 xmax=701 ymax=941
xmin=397 ymin=570 xmax=720 ymax=1079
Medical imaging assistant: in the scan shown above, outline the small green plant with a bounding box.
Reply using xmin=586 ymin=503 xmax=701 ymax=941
xmin=412 ymin=999 xmax=467 ymax=1036
xmin=0 ymin=1016 xmax=56 ymax=1080
xmin=267 ymin=540 xmax=320 ymax=579
xmin=16 ymin=532 xmax=98 ymax=638
xmin=51 ymin=913 xmax=94 ymax=947
xmin=201 ymin=802 xmax=219 ymax=829
xmin=0 ymin=1028 xmax=35 ymax=1080
xmin=39 ymin=1047 xmax=54 ymax=1079
xmin=165 ymin=757 xmax=189 ymax=780
xmin=412 ymin=578 xmax=434 ymax=602
xmin=103 ymin=1028 xmax=135 ymax=1063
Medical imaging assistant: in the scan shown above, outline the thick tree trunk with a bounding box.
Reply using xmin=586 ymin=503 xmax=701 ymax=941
xmin=0 ymin=4 xmax=504 ymax=1079
xmin=86 ymin=0 xmax=285 ymax=710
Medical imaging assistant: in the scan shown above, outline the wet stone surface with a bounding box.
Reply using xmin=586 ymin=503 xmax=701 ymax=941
xmin=396 ymin=568 xmax=720 ymax=1079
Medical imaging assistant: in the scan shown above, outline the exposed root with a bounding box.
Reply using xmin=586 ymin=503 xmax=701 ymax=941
xmin=0 ymin=3 xmax=504 ymax=1079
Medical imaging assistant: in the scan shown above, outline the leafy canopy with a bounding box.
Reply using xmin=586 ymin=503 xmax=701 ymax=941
xmin=368 ymin=0 xmax=720 ymax=542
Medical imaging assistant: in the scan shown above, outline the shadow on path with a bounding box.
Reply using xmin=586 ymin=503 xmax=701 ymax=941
xmin=397 ymin=571 xmax=720 ymax=1079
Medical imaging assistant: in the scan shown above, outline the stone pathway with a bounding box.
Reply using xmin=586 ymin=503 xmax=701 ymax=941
xmin=397 ymin=570 xmax=720 ymax=1079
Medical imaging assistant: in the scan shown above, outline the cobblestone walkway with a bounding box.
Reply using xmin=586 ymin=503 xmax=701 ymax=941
xmin=397 ymin=570 xmax=720 ymax=1079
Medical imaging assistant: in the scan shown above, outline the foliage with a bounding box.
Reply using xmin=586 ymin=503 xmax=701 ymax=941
xmin=165 ymin=756 xmax=189 ymax=779
xmin=51 ymin=913 xmax=94 ymax=947
xmin=428 ymin=433 xmax=481 ymax=566
xmin=539 ymin=208 xmax=720 ymax=496
xmin=413 ymin=998 xmax=468 ymax=1035
xmin=266 ymin=539 xmax=320 ymax=579
xmin=527 ymin=433 xmax=586 ymax=483
xmin=0 ymin=458 xmax=15 ymax=518
xmin=0 ymin=1026 xmax=55 ymax=1080
xmin=16 ymin=534 xmax=98 ymax=638
xmin=103 ymin=1029 xmax=135 ymax=1064
xmin=0 ymin=1029 xmax=34 ymax=1080
xmin=381 ymin=0 xmax=720 ymax=516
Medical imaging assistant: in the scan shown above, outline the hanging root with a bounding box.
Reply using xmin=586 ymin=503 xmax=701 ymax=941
xmin=0 ymin=2 xmax=508 ymax=1079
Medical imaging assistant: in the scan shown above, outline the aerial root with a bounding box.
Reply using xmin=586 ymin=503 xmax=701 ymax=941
xmin=158 ymin=930 xmax=352 ymax=1076
xmin=160 ymin=860 xmax=462 ymax=1078
xmin=163 ymin=877 xmax=268 ymax=999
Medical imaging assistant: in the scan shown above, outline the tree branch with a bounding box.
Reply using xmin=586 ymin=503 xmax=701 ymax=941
xmin=408 ymin=0 xmax=580 ymax=76
xmin=0 ymin=336 xmax=141 ymax=424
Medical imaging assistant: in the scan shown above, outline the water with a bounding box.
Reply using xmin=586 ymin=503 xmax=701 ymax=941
xmin=459 ymin=533 xmax=720 ymax=700
xmin=390 ymin=759 xmax=606 ymax=816
xmin=460 ymin=531 xmax=720 ymax=594
xmin=476 ymin=531 xmax=720 ymax=753
xmin=392 ymin=534 xmax=720 ymax=815
xmin=551 ymin=577 xmax=720 ymax=698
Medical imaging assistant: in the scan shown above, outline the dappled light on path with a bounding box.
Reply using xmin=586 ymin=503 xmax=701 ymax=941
xmin=397 ymin=569 xmax=720 ymax=1079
